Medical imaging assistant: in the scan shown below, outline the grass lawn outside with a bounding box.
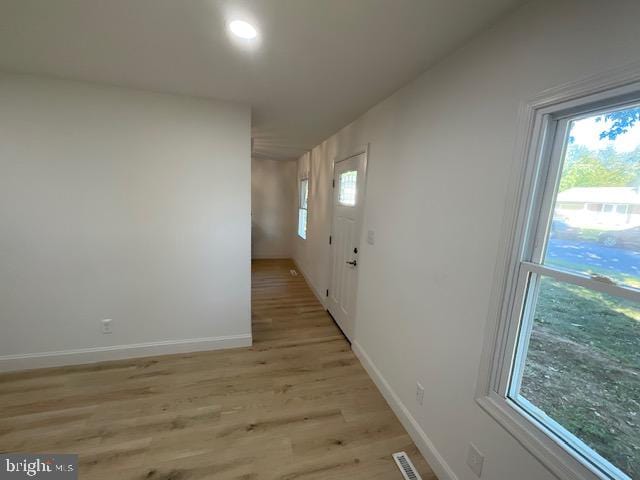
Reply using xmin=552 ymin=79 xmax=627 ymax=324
xmin=520 ymin=279 xmax=640 ymax=478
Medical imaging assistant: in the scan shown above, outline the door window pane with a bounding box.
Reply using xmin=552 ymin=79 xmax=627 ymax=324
xmin=512 ymin=276 xmax=640 ymax=479
xmin=338 ymin=170 xmax=357 ymax=206
xmin=545 ymin=105 xmax=640 ymax=289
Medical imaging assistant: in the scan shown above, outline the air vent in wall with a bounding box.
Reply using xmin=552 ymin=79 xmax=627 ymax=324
xmin=392 ymin=451 xmax=422 ymax=480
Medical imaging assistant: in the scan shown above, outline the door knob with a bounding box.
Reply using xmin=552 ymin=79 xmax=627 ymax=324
xmin=346 ymin=260 xmax=357 ymax=266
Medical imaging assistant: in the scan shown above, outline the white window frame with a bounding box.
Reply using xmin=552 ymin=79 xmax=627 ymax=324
xmin=477 ymin=62 xmax=640 ymax=480
xmin=298 ymin=177 xmax=309 ymax=239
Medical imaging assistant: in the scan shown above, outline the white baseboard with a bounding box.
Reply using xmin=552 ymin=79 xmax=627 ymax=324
xmin=292 ymin=259 xmax=326 ymax=308
xmin=251 ymin=254 xmax=292 ymax=259
xmin=0 ymin=334 xmax=252 ymax=372
xmin=352 ymin=341 xmax=458 ymax=480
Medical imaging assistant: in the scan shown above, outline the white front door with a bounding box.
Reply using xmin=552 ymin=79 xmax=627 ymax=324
xmin=327 ymin=151 xmax=366 ymax=341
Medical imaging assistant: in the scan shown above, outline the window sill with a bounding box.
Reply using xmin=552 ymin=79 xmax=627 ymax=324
xmin=476 ymin=393 xmax=613 ymax=480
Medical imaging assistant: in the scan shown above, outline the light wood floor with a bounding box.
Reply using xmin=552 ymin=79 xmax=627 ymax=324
xmin=0 ymin=259 xmax=435 ymax=480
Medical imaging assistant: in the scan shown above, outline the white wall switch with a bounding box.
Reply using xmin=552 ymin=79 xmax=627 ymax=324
xmin=367 ymin=229 xmax=375 ymax=245
xmin=466 ymin=443 xmax=484 ymax=477
xmin=416 ymin=382 xmax=425 ymax=405
xmin=101 ymin=318 xmax=113 ymax=334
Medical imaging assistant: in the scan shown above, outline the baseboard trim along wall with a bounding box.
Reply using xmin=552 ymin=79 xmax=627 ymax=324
xmin=292 ymin=260 xmax=326 ymax=308
xmin=352 ymin=341 xmax=459 ymax=480
xmin=0 ymin=334 xmax=253 ymax=372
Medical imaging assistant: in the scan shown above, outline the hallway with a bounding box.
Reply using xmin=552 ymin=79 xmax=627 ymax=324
xmin=0 ymin=259 xmax=434 ymax=479
xmin=249 ymin=258 xmax=436 ymax=478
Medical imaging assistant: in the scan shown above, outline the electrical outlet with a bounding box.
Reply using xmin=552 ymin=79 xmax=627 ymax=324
xmin=466 ymin=443 xmax=484 ymax=478
xmin=101 ymin=318 xmax=113 ymax=334
xmin=415 ymin=382 xmax=424 ymax=406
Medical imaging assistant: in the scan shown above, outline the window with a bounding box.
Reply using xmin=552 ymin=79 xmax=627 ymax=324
xmin=557 ymin=202 xmax=583 ymax=210
xmin=615 ymin=204 xmax=629 ymax=214
xmin=298 ymin=178 xmax=308 ymax=239
xmin=338 ymin=170 xmax=357 ymax=206
xmin=482 ymin=89 xmax=640 ymax=480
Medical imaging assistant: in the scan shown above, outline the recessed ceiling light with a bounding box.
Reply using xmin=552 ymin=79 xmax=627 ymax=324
xmin=229 ymin=20 xmax=257 ymax=40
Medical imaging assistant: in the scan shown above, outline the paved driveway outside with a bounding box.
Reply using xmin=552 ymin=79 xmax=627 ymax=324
xmin=546 ymin=238 xmax=640 ymax=280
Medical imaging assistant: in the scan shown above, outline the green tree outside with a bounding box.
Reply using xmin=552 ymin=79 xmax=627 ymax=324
xmin=559 ymin=155 xmax=637 ymax=192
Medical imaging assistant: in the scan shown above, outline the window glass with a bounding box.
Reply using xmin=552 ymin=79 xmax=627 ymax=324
xmin=512 ymin=276 xmax=640 ymax=479
xmin=300 ymin=179 xmax=308 ymax=210
xmin=298 ymin=179 xmax=308 ymax=239
xmin=511 ymin=102 xmax=640 ymax=479
xmin=545 ymin=106 xmax=640 ymax=289
xmin=339 ymin=170 xmax=357 ymax=206
xmin=297 ymin=208 xmax=307 ymax=239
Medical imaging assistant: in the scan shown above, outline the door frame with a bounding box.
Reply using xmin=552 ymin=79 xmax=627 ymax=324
xmin=327 ymin=143 xmax=370 ymax=340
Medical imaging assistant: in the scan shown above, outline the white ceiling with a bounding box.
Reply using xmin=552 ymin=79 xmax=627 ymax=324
xmin=0 ymin=0 xmax=525 ymax=160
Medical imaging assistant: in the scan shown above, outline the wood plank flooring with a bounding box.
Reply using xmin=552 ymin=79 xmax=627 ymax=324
xmin=0 ymin=258 xmax=435 ymax=479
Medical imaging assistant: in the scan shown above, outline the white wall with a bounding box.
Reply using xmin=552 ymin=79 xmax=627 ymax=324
xmin=0 ymin=73 xmax=252 ymax=370
xmin=293 ymin=1 xmax=640 ymax=479
xmin=251 ymin=157 xmax=296 ymax=259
